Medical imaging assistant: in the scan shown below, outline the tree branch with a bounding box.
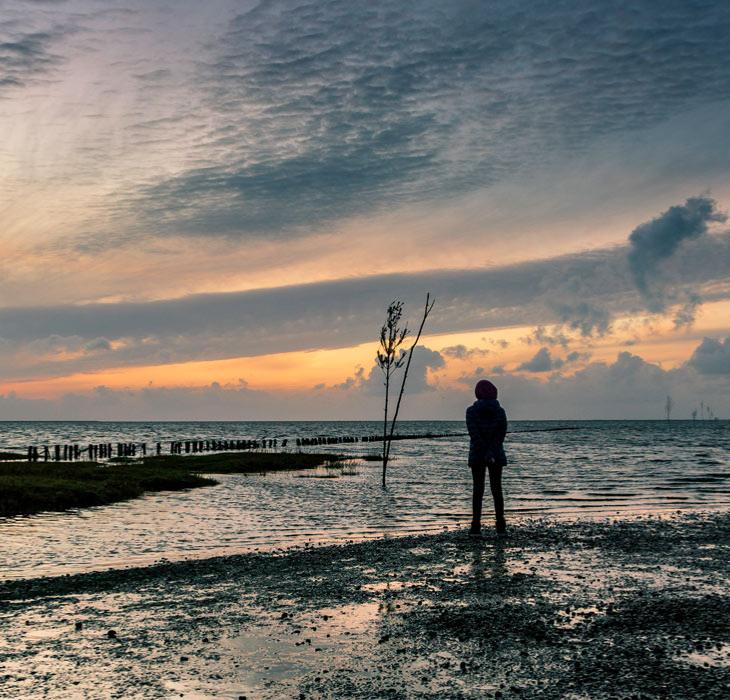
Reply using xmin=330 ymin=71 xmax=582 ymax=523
xmin=384 ymin=293 xmax=435 ymax=470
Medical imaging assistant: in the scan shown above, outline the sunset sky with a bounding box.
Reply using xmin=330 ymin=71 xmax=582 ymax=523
xmin=2 ymin=0 xmax=730 ymax=420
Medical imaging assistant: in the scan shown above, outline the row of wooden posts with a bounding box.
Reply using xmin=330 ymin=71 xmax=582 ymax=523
xmin=24 ymin=431 xmax=463 ymax=462
xmin=25 ymin=438 xmax=286 ymax=462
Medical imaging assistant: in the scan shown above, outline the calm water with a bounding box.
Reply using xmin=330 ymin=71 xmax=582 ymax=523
xmin=0 ymin=420 xmax=728 ymax=580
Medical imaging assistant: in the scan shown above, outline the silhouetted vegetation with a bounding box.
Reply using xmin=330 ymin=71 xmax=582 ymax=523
xmin=376 ymin=293 xmax=435 ymax=486
xmin=0 ymin=452 xmax=344 ymax=518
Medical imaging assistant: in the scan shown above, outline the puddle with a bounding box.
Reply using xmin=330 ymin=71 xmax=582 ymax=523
xmin=677 ymin=644 xmax=730 ymax=668
xmin=220 ymin=600 xmax=384 ymax=696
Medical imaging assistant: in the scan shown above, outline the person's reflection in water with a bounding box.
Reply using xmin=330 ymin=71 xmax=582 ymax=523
xmin=469 ymin=538 xmax=508 ymax=581
xmin=466 ymin=379 xmax=508 ymax=536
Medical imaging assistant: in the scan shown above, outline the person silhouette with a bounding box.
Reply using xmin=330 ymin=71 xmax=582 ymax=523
xmin=466 ymin=379 xmax=507 ymax=536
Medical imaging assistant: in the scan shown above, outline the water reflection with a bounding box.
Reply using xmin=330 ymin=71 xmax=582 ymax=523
xmin=0 ymin=420 xmax=728 ymax=579
xmin=466 ymin=539 xmax=508 ymax=581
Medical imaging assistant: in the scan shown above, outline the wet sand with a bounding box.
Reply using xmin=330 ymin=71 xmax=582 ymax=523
xmin=1 ymin=511 xmax=728 ymax=699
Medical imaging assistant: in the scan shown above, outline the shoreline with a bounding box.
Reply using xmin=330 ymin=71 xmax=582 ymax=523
xmin=0 ymin=505 xmax=725 ymax=583
xmin=0 ymin=451 xmax=345 ymax=518
xmin=1 ymin=510 xmax=728 ymax=698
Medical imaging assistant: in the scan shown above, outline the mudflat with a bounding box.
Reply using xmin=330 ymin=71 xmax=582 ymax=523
xmin=1 ymin=511 xmax=728 ymax=699
xmin=0 ymin=452 xmax=344 ymax=518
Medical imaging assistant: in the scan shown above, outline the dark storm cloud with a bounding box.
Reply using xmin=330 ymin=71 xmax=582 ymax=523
xmin=627 ymin=196 xmax=727 ymax=309
xmin=135 ymin=0 xmax=730 ymax=236
xmin=687 ymin=336 xmax=730 ymax=375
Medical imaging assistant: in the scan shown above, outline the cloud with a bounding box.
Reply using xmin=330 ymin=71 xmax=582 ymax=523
xmin=83 ymin=337 xmax=111 ymax=352
xmin=565 ymin=350 xmax=589 ymax=364
xmin=3 ymin=343 xmax=728 ymax=421
xmin=441 ymin=344 xmax=489 ymax=360
xmin=522 ymin=325 xmax=570 ymax=347
xmin=0 ymin=30 xmax=61 ymax=91
xmin=550 ymin=301 xmax=613 ymax=337
xmin=673 ymin=292 xmax=702 ymax=329
xmin=517 ymin=347 xmax=560 ymax=373
xmin=1 ymin=228 xmax=729 ymax=379
xmin=546 ymin=196 xmax=727 ymax=334
xmin=441 ymin=344 xmax=470 ymax=360
xmin=126 ymin=0 xmax=730 ymax=238
xmin=627 ymin=196 xmax=726 ymax=310
xmin=687 ymin=337 xmax=730 ymax=375
xmin=357 ymin=345 xmax=445 ymax=396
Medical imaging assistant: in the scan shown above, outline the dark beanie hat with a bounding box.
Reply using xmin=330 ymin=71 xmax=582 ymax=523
xmin=475 ymin=379 xmax=498 ymax=400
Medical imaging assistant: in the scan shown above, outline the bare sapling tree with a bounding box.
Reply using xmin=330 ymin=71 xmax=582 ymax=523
xmin=377 ymin=300 xmax=408 ymax=486
xmin=377 ymin=293 xmax=435 ymax=487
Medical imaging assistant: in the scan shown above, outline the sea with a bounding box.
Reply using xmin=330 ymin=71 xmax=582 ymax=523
xmin=0 ymin=420 xmax=728 ymax=580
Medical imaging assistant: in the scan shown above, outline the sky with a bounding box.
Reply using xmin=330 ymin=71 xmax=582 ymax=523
xmin=1 ymin=0 xmax=730 ymax=420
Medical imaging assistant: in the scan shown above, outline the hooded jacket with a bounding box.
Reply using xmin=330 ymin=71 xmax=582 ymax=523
xmin=466 ymin=398 xmax=507 ymax=466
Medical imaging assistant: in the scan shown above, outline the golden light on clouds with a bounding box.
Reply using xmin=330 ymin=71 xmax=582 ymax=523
xmin=4 ymin=299 xmax=729 ymax=401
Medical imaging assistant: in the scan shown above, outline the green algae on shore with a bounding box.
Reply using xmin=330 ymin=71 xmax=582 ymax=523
xmin=0 ymin=451 xmax=344 ymax=518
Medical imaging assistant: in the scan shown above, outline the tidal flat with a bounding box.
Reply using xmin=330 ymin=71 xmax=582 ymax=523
xmin=1 ymin=511 xmax=728 ymax=699
xmin=0 ymin=452 xmax=344 ymax=518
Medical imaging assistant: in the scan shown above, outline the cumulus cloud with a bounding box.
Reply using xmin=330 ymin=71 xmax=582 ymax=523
xmin=357 ymin=346 xmax=445 ymax=396
xmin=565 ymin=350 xmax=590 ymax=364
xmin=3 ymin=343 xmax=728 ymax=421
xmin=441 ymin=344 xmax=489 ymax=360
xmin=627 ymin=196 xmax=726 ymax=310
xmin=544 ymin=197 xmax=728 ymax=335
xmin=441 ymin=345 xmax=469 ymax=360
xmin=687 ymin=337 xmax=730 ymax=375
xmin=517 ymin=347 xmax=561 ymax=373
xmin=522 ymin=326 xmax=570 ymax=348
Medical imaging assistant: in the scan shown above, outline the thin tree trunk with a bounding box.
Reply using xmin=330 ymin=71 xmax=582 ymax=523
xmin=382 ymin=372 xmax=389 ymax=485
xmin=384 ymin=294 xmax=434 ymax=469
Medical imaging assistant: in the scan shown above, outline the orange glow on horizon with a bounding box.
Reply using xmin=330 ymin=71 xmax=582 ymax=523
xmin=3 ymin=299 xmax=729 ymax=400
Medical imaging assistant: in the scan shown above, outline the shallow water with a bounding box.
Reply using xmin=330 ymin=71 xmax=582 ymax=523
xmin=0 ymin=420 xmax=728 ymax=580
